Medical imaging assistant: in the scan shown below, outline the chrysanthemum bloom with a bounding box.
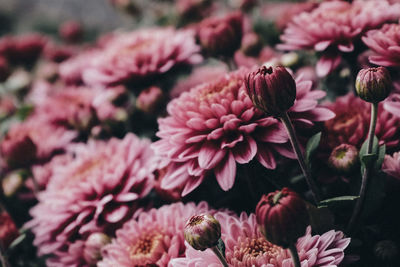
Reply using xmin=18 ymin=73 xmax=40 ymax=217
xmin=170 ymin=211 xmax=351 ymax=267
xmin=2 ymin=33 xmax=48 ymax=64
xmin=136 ymin=86 xmax=164 ymax=113
xmin=0 ymin=210 xmax=19 ymax=250
xmin=98 ymin=202 xmax=213 ymax=267
xmin=32 ymin=85 xmax=128 ymax=130
xmin=383 ymin=152 xmax=400 ymax=180
xmin=43 ymin=42 xmax=78 ymax=63
xmin=27 ymin=134 xmax=158 ymax=266
xmin=82 ymin=28 xmax=202 ymax=87
xmin=0 ymin=118 xmax=77 ymax=168
xmin=362 ymin=23 xmax=400 ymax=67
xmin=324 ymin=93 xmax=400 ymax=150
xmin=153 ymin=69 xmax=332 ymax=195
xmin=328 ymin=144 xmax=359 ymax=174
xmin=278 ymin=0 xmax=400 ymax=77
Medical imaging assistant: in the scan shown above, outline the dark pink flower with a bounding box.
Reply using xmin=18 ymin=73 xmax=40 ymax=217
xmin=362 ymin=23 xmax=400 ymax=67
xmin=136 ymin=86 xmax=164 ymax=113
xmin=324 ymin=93 xmax=400 ymax=150
xmin=27 ymin=134 xmax=158 ymax=266
xmin=278 ymin=0 xmax=400 ymax=76
xmin=0 ymin=210 xmax=19 ymax=250
xmin=59 ymin=20 xmax=83 ymax=43
xmin=170 ymin=211 xmax=351 ymax=266
xmin=98 ymin=202 xmax=213 ymax=267
xmin=0 ymin=56 xmax=10 ymax=82
xmin=153 ymin=70 xmax=291 ymax=195
xmin=82 ymin=28 xmax=202 ymax=86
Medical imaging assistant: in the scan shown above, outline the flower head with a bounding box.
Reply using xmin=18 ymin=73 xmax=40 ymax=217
xmin=383 ymin=152 xmax=400 ymax=180
xmin=245 ymin=66 xmax=296 ymax=117
xmin=256 ymin=188 xmax=309 ymax=248
xmin=59 ymin=20 xmax=83 ymax=43
xmin=83 ymin=233 xmax=111 ymax=265
xmin=82 ymin=28 xmax=202 ymax=87
xmin=170 ymin=211 xmax=351 ymax=267
xmin=328 ymin=144 xmax=359 ymax=173
xmin=278 ymin=0 xmax=400 ymax=76
xmin=323 ymin=93 xmax=400 ymax=150
xmin=98 ymin=202 xmax=213 ymax=267
xmin=355 ymin=67 xmax=392 ymax=103
xmin=363 ymin=23 xmax=400 ymax=67
xmin=27 ymin=133 xmax=157 ymax=266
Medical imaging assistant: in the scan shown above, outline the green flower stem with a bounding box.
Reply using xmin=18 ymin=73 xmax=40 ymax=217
xmin=346 ymin=102 xmax=378 ymax=234
xmin=0 ymin=244 xmax=10 ymax=267
xmin=211 ymin=246 xmax=229 ymax=267
xmin=288 ymin=243 xmax=301 ymax=267
xmin=280 ymin=112 xmax=321 ymax=203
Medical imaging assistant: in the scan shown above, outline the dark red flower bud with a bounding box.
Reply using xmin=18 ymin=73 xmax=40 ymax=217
xmin=0 ymin=132 xmax=37 ymax=168
xmin=255 ymin=187 xmax=309 ymax=248
xmin=197 ymin=12 xmax=243 ymax=57
xmin=355 ymin=67 xmax=392 ymax=103
xmin=328 ymin=144 xmax=359 ymax=173
xmin=0 ymin=210 xmax=19 ymax=250
xmin=184 ymin=214 xmax=221 ymax=251
xmin=59 ymin=20 xmax=83 ymax=43
xmin=12 ymin=34 xmax=47 ymax=64
xmin=245 ymin=66 xmax=296 ymax=116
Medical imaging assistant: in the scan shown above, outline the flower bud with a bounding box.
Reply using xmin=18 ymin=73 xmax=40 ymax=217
xmin=184 ymin=214 xmax=221 ymax=251
xmin=245 ymin=66 xmax=296 ymax=117
xmin=0 ymin=210 xmax=19 ymax=250
xmin=255 ymin=187 xmax=309 ymax=248
xmin=328 ymin=144 xmax=359 ymax=173
xmin=0 ymin=133 xmax=37 ymax=168
xmin=355 ymin=67 xmax=392 ymax=103
xmin=241 ymin=32 xmax=262 ymax=57
xmin=83 ymin=232 xmax=111 ymax=266
xmin=197 ymin=12 xmax=243 ymax=57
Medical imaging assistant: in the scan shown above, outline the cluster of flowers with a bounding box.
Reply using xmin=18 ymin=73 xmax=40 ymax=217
xmin=1 ymin=0 xmax=400 ymax=266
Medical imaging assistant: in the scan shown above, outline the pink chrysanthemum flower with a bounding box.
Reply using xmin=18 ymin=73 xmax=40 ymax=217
xmin=98 ymin=202 xmax=213 ymax=267
xmin=324 ymin=93 xmax=400 ymax=150
xmin=27 ymin=133 xmax=158 ymax=266
xmin=82 ymin=28 xmax=202 ymax=87
xmin=153 ymin=69 xmax=332 ymax=195
xmin=383 ymin=152 xmax=400 ymax=180
xmin=170 ymin=212 xmax=350 ymax=267
xmin=278 ymin=0 xmax=400 ymax=77
xmin=362 ymin=23 xmax=400 ymax=67
xmin=0 ymin=118 xmax=77 ymax=168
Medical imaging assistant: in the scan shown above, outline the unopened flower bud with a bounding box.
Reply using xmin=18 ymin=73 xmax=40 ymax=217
xmin=184 ymin=214 xmax=221 ymax=251
xmin=245 ymin=66 xmax=296 ymax=117
xmin=355 ymin=67 xmax=392 ymax=103
xmin=256 ymin=187 xmax=309 ymax=248
xmin=197 ymin=12 xmax=243 ymax=57
xmin=0 ymin=133 xmax=37 ymax=168
xmin=328 ymin=144 xmax=359 ymax=173
xmin=83 ymin=232 xmax=111 ymax=266
xmin=0 ymin=210 xmax=19 ymax=250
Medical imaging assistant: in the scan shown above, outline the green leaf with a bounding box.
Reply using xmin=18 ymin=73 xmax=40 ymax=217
xmin=16 ymin=105 xmax=34 ymax=120
xmin=319 ymin=196 xmax=359 ymax=207
xmin=305 ymin=132 xmax=322 ymax=165
xmin=8 ymin=233 xmax=26 ymax=250
xmin=361 ymin=154 xmax=377 ymax=166
xmin=359 ymin=136 xmax=379 ymax=160
xmin=375 ymin=144 xmax=386 ymax=170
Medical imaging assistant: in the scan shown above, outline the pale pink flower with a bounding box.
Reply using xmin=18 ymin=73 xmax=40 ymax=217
xmin=324 ymin=93 xmax=400 ymax=150
xmin=362 ymin=23 xmax=400 ymax=67
xmin=383 ymin=151 xmax=400 ymax=180
xmin=82 ymin=28 xmax=202 ymax=87
xmin=27 ymin=133 xmax=158 ymax=266
xmin=170 ymin=211 xmax=351 ymax=267
xmin=98 ymin=202 xmax=213 ymax=267
xmin=278 ymin=0 xmax=400 ymax=76
xmin=153 ymin=69 xmax=332 ymax=195
xmin=384 ymin=93 xmax=400 ymax=118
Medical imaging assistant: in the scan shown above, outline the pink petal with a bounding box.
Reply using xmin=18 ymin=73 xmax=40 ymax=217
xmin=316 ymin=53 xmax=342 ymax=77
xmin=198 ymin=142 xmax=227 ymax=169
xmin=214 ymin=153 xmax=236 ymax=191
